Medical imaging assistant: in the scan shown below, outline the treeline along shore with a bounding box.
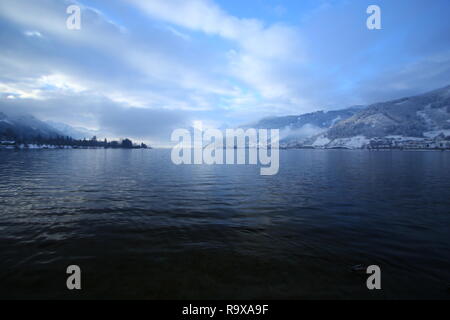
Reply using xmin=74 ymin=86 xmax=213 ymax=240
xmin=0 ymin=135 xmax=150 ymax=150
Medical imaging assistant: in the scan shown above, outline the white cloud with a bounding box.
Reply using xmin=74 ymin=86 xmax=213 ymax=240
xmin=24 ymin=30 xmax=43 ymax=37
xmin=38 ymin=74 xmax=86 ymax=93
xmin=129 ymin=0 xmax=245 ymax=39
xmin=165 ymin=26 xmax=191 ymax=41
xmin=0 ymin=82 xmax=44 ymax=100
xmin=0 ymin=0 xmax=234 ymax=108
xmin=1 ymin=0 xmax=308 ymax=123
xmin=129 ymin=0 xmax=306 ymax=100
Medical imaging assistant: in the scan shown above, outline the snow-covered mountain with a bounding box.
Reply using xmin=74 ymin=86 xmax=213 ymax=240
xmin=46 ymin=121 xmax=100 ymax=140
xmin=327 ymin=85 xmax=450 ymax=140
xmin=0 ymin=109 xmax=104 ymax=142
xmin=0 ymin=111 xmax=63 ymax=140
xmin=312 ymin=85 xmax=450 ymax=149
xmin=250 ymin=106 xmax=365 ymax=146
xmin=251 ymin=85 xmax=450 ymax=149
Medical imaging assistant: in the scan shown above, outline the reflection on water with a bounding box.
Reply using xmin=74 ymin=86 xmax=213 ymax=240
xmin=0 ymin=149 xmax=449 ymax=299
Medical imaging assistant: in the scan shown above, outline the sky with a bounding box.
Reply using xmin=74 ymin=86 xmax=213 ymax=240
xmin=0 ymin=0 xmax=449 ymax=145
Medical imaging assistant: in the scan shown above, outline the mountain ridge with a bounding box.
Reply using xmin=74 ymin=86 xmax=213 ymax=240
xmin=0 ymin=111 xmax=63 ymax=140
xmin=251 ymin=85 xmax=450 ymax=149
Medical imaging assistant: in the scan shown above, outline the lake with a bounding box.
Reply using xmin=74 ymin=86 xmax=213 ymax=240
xmin=0 ymin=149 xmax=449 ymax=299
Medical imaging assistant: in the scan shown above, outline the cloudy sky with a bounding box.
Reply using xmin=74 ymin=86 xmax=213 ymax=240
xmin=0 ymin=0 xmax=449 ymax=145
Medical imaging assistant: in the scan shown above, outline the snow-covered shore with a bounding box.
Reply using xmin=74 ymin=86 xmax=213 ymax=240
xmin=0 ymin=142 xmax=99 ymax=150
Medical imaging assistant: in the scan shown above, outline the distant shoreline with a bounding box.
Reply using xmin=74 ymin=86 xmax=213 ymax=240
xmin=1 ymin=146 xmax=449 ymax=152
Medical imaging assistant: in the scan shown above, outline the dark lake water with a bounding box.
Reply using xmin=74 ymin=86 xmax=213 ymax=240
xmin=0 ymin=149 xmax=449 ymax=299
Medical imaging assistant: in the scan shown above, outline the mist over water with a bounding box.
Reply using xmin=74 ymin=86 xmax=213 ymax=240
xmin=0 ymin=149 xmax=449 ymax=299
